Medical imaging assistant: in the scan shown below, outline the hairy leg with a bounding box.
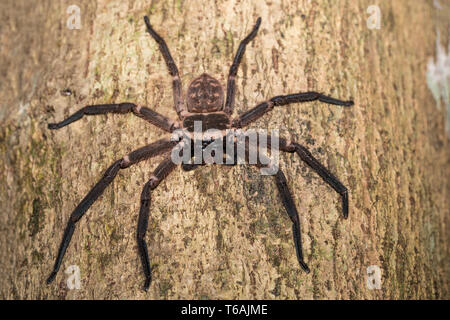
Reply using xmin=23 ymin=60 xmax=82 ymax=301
xmin=46 ymin=139 xmax=178 ymax=284
xmin=48 ymin=103 xmax=177 ymax=132
xmin=274 ymin=169 xmax=310 ymax=272
xmin=223 ymin=17 xmax=261 ymax=115
xmin=144 ymin=16 xmax=186 ymax=118
xmin=137 ymin=156 xmax=177 ymax=291
xmin=246 ymin=147 xmax=310 ymax=272
xmin=285 ymin=142 xmax=349 ymax=218
xmin=232 ymin=92 xmax=353 ymax=128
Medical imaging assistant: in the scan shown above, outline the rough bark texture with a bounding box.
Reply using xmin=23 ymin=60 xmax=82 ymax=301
xmin=0 ymin=0 xmax=448 ymax=299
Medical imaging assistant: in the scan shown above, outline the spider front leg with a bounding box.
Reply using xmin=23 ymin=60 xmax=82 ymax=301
xmin=224 ymin=17 xmax=262 ymax=115
xmin=48 ymin=103 xmax=177 ymax=132
xmin=46 ymin=139 xmax=177 ymax=285
xmin=232 ymin=92 xmax=354 ymax=128
xmin=144 ymin=16 xmax=186 ymax=118
xmin=274 ymin=169 xmax=310 ymax=273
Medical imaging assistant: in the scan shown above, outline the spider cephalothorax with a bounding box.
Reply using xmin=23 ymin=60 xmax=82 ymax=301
xmin=181 ymin=73 xmax=229 ymax=132
xmin=46 ymin=15 xmax=353 ymax=291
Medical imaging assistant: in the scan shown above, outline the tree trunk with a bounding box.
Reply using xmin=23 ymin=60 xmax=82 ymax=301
xmin=0 ymin=0 xmax=448 ymax=299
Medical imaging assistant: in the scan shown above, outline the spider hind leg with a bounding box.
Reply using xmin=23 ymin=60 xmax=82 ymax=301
xmin=46 ymin=139 xmax=176 ymax=286
xmin=137 ymin=156 xmax=176 ymax=291
xmin=274 ymin=169 xmax=310 ymax=273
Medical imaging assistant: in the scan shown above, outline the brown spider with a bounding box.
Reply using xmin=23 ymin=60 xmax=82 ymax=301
xmin=46 ymin=16 xmax=353 ymax=291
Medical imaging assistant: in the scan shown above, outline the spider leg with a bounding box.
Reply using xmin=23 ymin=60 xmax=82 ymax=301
xmin=137 ymin=155 xmax=177 ymax=291
xmin=223 ymin=17 xmax=262 ymax=115
xmin=46 ymin=138 xmax=177 ymax=285
xmin=48 ymin=103 xmax=177 ymax=132
xmin=260 ymin=136 xmax=349 ymax=218
xmin=144 ymin=16 xmax=186 ymax=118
xmin=274 ymin=169 xmax=310 ymax=273
xmin=285 ymin=142 xmax=349 ymax=218
xmin=232 ymin=92 xmax=354 ymax=128
xmin=248 ymin=137 xmax=347 ymax=272
xmin=247 ymin=145 xmax=310 ymax=272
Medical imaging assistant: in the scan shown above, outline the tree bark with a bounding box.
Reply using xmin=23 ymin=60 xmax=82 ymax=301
xmin=0 ymin=0 xmax=448 ymax=299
